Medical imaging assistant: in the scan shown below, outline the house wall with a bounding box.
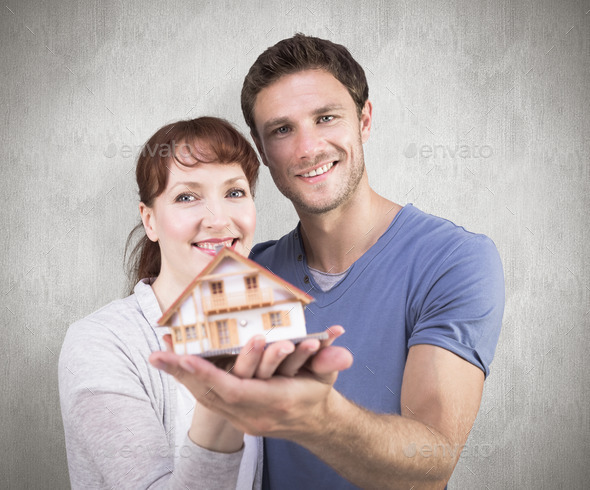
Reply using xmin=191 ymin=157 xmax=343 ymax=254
xmin=202 ymin=260 xmax=257 ymax=296
xmin=199 ymin=258 xmax=297 ymax=303
xmin=168 ymin=291 xmax=203 ymax=327
xmin=175 ymin=335 xmax=210 ymax=356
xmin=207 ymin=301 xmax=307 ymax=346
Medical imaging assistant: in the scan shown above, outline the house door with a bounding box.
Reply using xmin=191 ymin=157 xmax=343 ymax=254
xmin=209 ymin=280 xmax=227 ymax=309
xmin=244 ymin=275 xmax=262 ymax=304
xmin=211 ymin=319 xmax=238 ymax=349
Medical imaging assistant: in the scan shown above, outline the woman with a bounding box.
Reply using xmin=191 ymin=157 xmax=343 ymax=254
xmin=58 ymin=117 xmax=319 ymax=489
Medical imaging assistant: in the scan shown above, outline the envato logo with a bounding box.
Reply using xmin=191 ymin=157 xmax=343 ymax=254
xmin=403 ymin=143 xmax=493 ymax=160
xmin=103 ymin=141 xmax=196 ymax=159
xmin=403 ymin=442 xmax=494 ymax=460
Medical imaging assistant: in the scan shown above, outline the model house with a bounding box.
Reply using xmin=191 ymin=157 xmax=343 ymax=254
xmin=158 ymin=247 xmax=323 ymax=357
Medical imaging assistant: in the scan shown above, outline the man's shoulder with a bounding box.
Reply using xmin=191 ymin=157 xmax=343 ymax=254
xmin=400 ymin=205 xmax=498 ymax=256
xmin=250 ymin=228 xmax=297 ymax=263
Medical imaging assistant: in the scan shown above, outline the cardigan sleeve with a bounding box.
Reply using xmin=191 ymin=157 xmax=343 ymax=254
xmin=58 ymin=313 xmax=244 ymax=489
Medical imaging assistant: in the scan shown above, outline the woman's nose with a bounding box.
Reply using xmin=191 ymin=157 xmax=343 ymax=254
xmin=201 ymin=201 xmax=231 ymax=230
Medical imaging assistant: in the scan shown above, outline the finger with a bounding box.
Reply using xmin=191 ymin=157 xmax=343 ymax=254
xmin=255 ymin=341 xmax=295 ymax=379
xmin=162 ymin=334 xmax=173 ymax=352
xmin=150 ymin=351 xmax=186 ymax=379
xmin=319 ymin=325 xmax=345 ymax=348
xmin=276 ymin=339 xmax=320 ymax=377
xmin=231 ymin=335 xmax=266 ymax=378
xmin=309 ymin=345 xmax=354 ymax=376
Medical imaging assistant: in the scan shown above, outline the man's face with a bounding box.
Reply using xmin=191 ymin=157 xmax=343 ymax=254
xmin=252 ymin=69 xmax=372 ymax=215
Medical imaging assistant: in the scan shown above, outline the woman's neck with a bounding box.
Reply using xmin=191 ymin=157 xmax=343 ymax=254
xmin=150 ymin=274 xmax=188 ymax=314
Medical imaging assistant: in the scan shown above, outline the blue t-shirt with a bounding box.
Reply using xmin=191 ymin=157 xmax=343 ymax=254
xmin=251 ymin=204 xmax=504 ymax=489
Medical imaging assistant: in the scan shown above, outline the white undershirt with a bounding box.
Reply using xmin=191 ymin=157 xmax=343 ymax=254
xmin=155 ymin=326 xmax=258 ymax=488
xmin=308 ymin=266 xmax=350 ymax=292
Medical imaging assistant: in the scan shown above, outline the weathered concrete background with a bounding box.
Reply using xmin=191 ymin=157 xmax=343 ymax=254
xmin=1 ymin=0 xmax=588 ymax=488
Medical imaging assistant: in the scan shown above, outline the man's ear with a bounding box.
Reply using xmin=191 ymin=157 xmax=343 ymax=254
xmin=251 ymin=131 xmax=269 ymax=167
xmin=360 ymin=100 xmax=373 ymax=144
xmin=139 ymin=202 xmax=158 ymax=242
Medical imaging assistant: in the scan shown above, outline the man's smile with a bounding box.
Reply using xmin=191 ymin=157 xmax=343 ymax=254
xmin=299 ymin=161 xmax=336 ymax=178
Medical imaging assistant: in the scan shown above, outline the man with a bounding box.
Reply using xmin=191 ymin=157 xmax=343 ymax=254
xmin=159 ymin=34 xmax=504 ymax=488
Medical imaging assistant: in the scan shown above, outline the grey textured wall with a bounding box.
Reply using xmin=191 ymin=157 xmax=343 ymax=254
xmin=1 ymin=0 xmax=588 ymax=488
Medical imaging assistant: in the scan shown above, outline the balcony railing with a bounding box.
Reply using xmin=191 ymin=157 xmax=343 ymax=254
xmin=202 ymin=288 xmax=274 ymax=314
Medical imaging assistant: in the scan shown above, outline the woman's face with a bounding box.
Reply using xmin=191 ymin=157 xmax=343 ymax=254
xmin=140 ymin=161 xmax=256 ymax=292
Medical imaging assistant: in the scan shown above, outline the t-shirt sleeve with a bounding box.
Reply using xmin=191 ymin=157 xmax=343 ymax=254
xmin=58 ymin=318 xmax=244 ymax=489
xmin=407 ymin=235 xmax=505 ymax=377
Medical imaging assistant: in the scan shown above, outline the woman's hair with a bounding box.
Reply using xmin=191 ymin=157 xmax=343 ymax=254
xmin=125 ymin=117 xmax=259 ymax=292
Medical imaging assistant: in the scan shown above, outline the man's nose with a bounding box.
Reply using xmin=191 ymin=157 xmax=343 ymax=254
xmin=295 ymin=127 xmax=323 ymax=160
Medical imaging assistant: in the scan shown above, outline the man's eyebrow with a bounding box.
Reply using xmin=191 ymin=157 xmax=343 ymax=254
xmin=312 ymin=104 xmax=346 ymax=115
xmin=262 ymin=116 xmax=290 ymax=133
xmin=262 ymin=105 xmax=348 ymax=133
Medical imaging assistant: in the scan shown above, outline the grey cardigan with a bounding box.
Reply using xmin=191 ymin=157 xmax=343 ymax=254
xmin=58 ymin=279 xmax=262 ymax=489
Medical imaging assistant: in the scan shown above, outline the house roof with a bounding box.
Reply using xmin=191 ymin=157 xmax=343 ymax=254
xmin=158 ymin=247 xmax=313 ymax=325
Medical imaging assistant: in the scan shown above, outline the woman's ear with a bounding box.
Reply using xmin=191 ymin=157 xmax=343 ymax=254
xmin=139 ymin=202 xmax=158 ymax=242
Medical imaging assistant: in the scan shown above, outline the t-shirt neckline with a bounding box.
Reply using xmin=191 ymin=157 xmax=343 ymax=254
xmin=294 ymin=204 xmax=416 ymax=306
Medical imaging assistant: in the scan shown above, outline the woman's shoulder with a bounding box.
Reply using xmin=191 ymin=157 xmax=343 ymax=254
xmin=66 ymin=294 xmax=144 ymax=340
xmin=58 ymin=290 xmax=169 ymax=431
xmin=60 ymin=290 xmax=161 ymax=367
xmin=58 ymin=290 xmax=165 ymax=392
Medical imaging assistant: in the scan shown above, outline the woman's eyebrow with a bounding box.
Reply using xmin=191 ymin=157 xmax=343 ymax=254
xmin=169 ymin=176 xmax=247 ymax=191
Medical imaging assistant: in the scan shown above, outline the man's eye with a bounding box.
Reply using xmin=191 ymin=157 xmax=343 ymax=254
xmin=227 ymin=188 xmax=245 ymax=198
xmin=275 ymin=126 xmax=290 ymax=134
xmin=319 ymin=115 xmax=334 ymax=123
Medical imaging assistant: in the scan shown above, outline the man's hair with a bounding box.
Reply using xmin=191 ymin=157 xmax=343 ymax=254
xmin=241 ymin=33 xmax=369 ymax=137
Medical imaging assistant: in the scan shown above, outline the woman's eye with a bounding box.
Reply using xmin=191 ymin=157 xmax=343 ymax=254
xmin=275 ymin=126 xmax=289 ymax=135
xmin=176 ymin=193 xmax=196 ymax=202
xmin=227 ymin=188 xmax=246 ymax=198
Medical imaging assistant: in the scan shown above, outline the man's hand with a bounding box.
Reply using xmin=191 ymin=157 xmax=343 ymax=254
xmin=149 ymin=326 xmax=353 ymax=438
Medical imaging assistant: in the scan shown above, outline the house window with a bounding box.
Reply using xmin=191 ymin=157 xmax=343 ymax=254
xmin=174 ymin=328 xmax=183 ymax=342
xmin=211 ymin=319 xmax=238 ymax=349
xmin=216 ymin=320 xmax=230 ymax=347
xmin=262 ymin=311 xmax=292 ymax=330
xmin=270 ymin=312 xmax=284 ymax=327
xmin=244 ymin=275 xmax=258 ymax=290
xmin=210 ymin=281 xmax=224 ymax=295
xmin=186 ymin=326 xmax=196 ymax=340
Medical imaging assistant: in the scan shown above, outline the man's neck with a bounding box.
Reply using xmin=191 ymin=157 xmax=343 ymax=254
xmin=298 ymin=182 xmax=402 ymax=273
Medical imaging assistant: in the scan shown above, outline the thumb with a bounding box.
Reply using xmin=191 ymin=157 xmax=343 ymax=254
xmin=162 ymin=334 xmax=174 ymax=352
xmin=309 ymin=346 xmax=353 ymax=376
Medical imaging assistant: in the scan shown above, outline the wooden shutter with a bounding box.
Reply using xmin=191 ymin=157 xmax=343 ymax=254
xmin=280 ymin=310 xmax=291 ymax=326
xmin=228 ymin=319 xmax=239 ymax=347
